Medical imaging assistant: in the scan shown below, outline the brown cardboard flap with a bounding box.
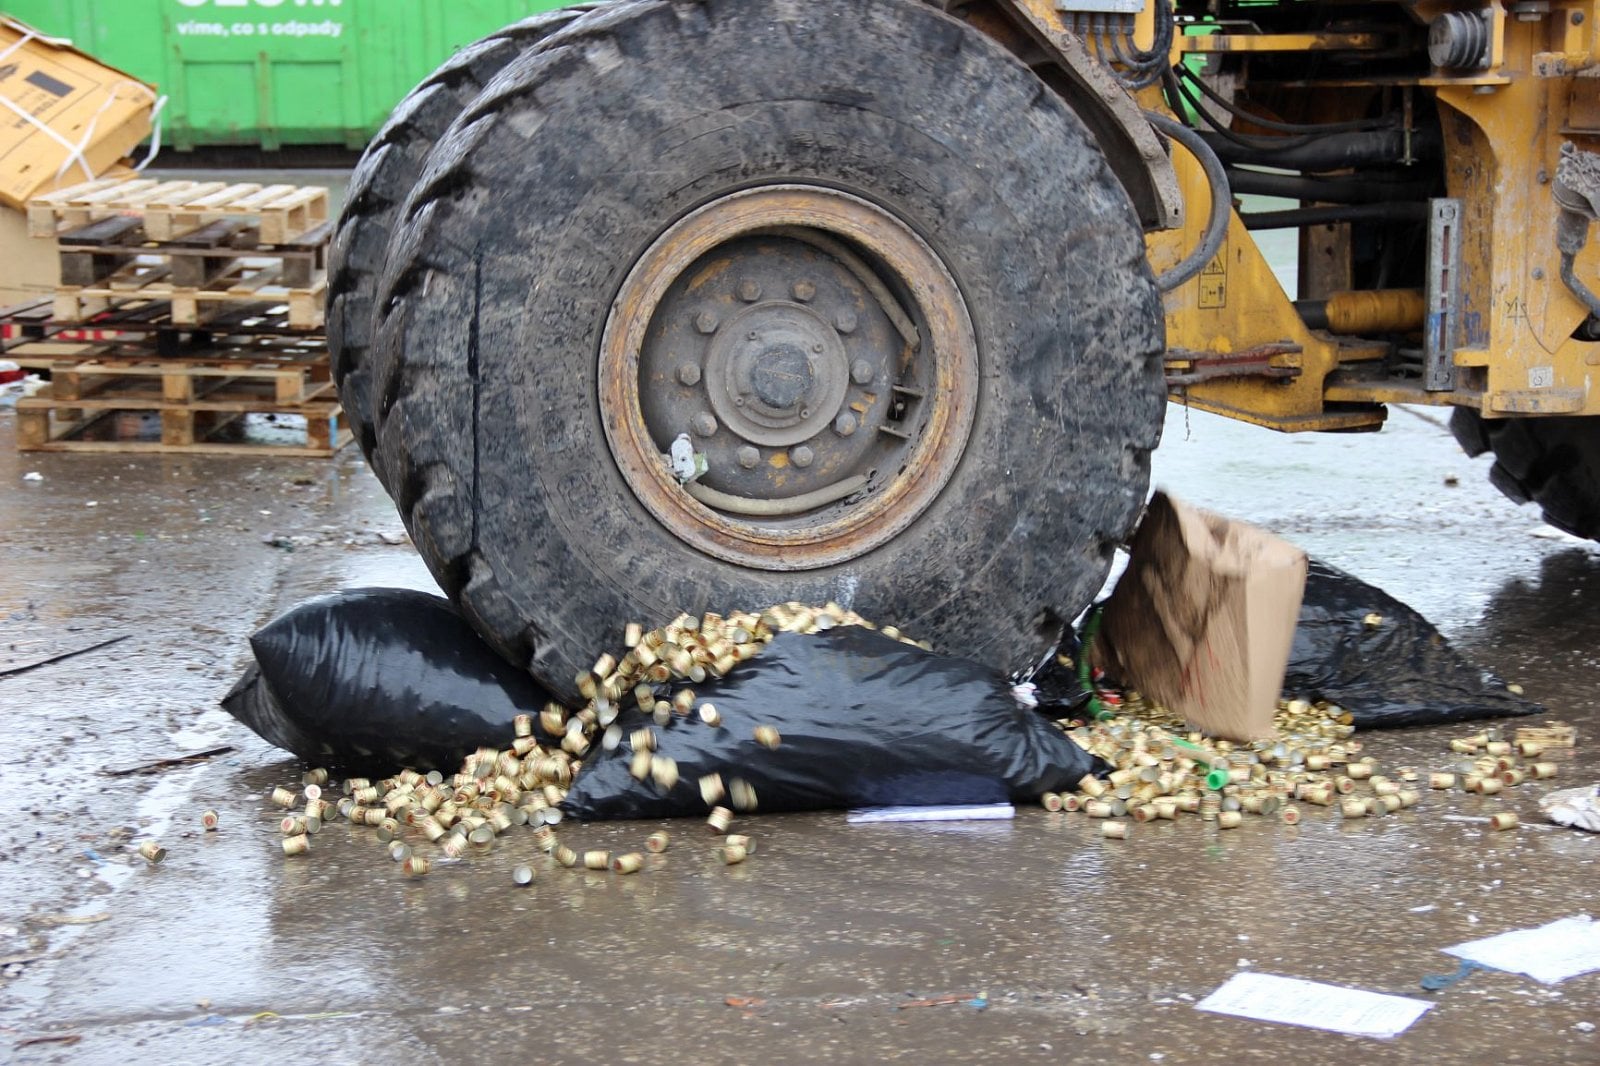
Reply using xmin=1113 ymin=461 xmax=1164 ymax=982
xmin=1100 ymin=491 xmax=1308 ymax=741
xmin=0 ymin=18 xmax=156 ymax=211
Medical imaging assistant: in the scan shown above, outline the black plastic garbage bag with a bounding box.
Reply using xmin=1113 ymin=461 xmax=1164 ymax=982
xmin=1285 ymin=559 xmax=1540 ymax=727
xmin=564 ymin=626 xmax=1102 ymax=821
xmin=221 ymin=588 xmax=556 ymax=773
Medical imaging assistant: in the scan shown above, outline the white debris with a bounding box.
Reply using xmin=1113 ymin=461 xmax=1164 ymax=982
xmin=1542 ymin=785 xmax=1600 ymax=832
xmin=1529 ymin=524 xmax=1590 ymax=544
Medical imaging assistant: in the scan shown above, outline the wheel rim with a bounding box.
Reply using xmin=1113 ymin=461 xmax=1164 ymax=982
xmin=600 ymin=185 xmax=979 ymax=571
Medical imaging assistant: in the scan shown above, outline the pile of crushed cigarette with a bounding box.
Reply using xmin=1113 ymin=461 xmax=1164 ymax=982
xmin=229 ymin=603 xmax=925 ymax=879
xmin=1042 ymin=692 xmax=1571 ymax=837
xmin=130 ymin=608 xmax=1578 ymax=867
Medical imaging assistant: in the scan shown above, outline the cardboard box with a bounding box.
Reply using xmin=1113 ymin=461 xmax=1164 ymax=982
xmin=1097 ymin=491 xmax=1308 ymax=742
xmin=0 ymin=17 xmax=156 ymax=211
xmin=0 ymin=202 xmax=55 ymax=304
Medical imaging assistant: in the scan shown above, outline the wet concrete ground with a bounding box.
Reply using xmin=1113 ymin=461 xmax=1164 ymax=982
xmin=0 ymin=395 xmax=1595 ymax=1064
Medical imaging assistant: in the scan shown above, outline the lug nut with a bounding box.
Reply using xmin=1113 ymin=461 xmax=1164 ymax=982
xmin=737 ymin=446 xmax=760 ymax=469
xmin=850 ymin=360 xmax=874 ymax=385
xmin=694 ymin=311 xmax=719 ymax=334
xmin=833 ymin=413 xmax=857 ymax=437
xmin=738 ymin=280 xmax=762 ymax=302
xmin=792 ymin=280 xmax=816 ymax=302
xmin=678 ymin=363 xmax=702 ymax=386
xmin=835 ymin=309 xmax=858 ymax=333
xmin=790 ymin=446 xmax=814 ymax=468
xmin=692 ymin=413 xmax=718 ymax=437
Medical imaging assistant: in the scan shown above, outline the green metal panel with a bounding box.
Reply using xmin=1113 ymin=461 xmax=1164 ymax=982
xmin=3 ymin=0 xmax=575 ymax=150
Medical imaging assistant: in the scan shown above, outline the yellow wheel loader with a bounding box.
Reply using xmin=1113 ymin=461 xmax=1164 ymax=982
xmin=329 ymin=0 xmax=1591 ymax=700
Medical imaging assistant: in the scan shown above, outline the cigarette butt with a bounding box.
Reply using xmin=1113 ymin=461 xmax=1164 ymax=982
xmin=1489 ymin=812 xmax=1519 ymax=831
xmin=1101 ymin=821 xmax=1128 ymax=839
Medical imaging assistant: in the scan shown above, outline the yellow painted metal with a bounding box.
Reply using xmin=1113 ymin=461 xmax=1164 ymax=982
xmin=1425 ymin=25 xmax=1600 ymax=417
xmin=1145 ymin=118 xmax=1387 ymax=431
xmin=1144 ymin=1 xmax=1600 ymax=424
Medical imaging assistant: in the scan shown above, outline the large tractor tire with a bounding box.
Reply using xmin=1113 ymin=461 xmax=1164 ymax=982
xmin=326 ymin=5 xmax=596 ymax=487
xmin=368 ymin=0 xmax=1166 ymax=704
xmin=1451 ymin=408 xmax=1600 ymax=538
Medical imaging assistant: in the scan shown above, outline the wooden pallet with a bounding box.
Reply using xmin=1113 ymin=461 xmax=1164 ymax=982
xmin=27 ymin=178 xmax=331 ymax=244
xmin=2 ymin=296 xmax=323 ymax=342
xmin=52 ymin=261 xmax=325 ymax=331
xmin=30 ymin=347 xmax=334 ymax=406
xmin=16 ymin=376 xmax=348 ymax=458
xmin=58 ymin=213 xmax=331 ymax=289
xmin=13 ymin=344 xmax=346 ymax=457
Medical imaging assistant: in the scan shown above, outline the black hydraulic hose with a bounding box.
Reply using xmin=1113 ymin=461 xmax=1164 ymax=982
xmin=1174 ymin=63 xmax=1392 ymax=134
xmin=1112 ymin=5 xmax=1173 ymax=89
xmin=1241 ymin=202 xmax=1430 ymax=229
xmin=1226 ymin=168 xmax=1434 ymax=205
xmin=1199 ymin=125 xmax=1441 ymax=172
xmin=1145 ymin=110 xmax=1232 ymax=293
xmin=1165 ymin=71 xmax=1322 ymax=152
xmin=1558 ymin=253 xmax=1600 ymax=317
xmin=1557 ymin=208 xmax=1600 ymax=317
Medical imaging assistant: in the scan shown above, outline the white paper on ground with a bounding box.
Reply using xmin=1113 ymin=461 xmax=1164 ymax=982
xmin=846 ymin=803 xmax=1015 ymax=824
xmin=1444 ymin=915 xmax=1600 ymax=984
xmin=1196 ymin=972 xmax=1433 ymax=1039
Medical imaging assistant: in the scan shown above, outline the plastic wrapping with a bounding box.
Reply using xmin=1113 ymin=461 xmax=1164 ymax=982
xmin=1285 ymin=559 xmax=1540 ymax=727
xmin=563 ymin=626 xmax=1103 ymax=821
xmin=220 ymin=588 xmax=554 ymax=773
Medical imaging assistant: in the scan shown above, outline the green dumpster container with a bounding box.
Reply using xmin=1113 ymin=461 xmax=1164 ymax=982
xmin=4 ymin=1 xmax=576 ymax=151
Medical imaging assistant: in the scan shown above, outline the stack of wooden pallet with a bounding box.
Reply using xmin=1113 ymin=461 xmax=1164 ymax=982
xmin=29 ymin=177 xmax=330 ymax=330
xmin=5 ymin=178 xmax=347 ymax=458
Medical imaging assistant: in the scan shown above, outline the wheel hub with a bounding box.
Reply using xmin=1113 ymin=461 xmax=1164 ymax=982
xmin=707 ymin=301 xmax=848 ymax=447
xmin=599 ymin=185 xmax=978 ymax=571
